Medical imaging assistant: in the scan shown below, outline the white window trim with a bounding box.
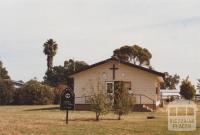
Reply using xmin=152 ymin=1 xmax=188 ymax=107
xmin=106 ymin=81 xmax=114 ymax=95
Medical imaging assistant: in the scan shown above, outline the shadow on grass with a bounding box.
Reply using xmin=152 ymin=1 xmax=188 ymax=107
xmin=68 ymin=118 xmax=119 ymax=122
xmin=24 ymin=107 xmax=60 ymax=111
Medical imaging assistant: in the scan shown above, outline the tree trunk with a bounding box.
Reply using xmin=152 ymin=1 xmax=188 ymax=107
xmin=96 ymin=112 xmax=100 ymax=121
xmin=118 ymin=113 xmax=121 ymax=120
xmin=47 ymin=56 xmax=53 ymax=71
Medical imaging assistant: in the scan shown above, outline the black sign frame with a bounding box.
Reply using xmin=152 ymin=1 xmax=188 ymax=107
xmin=60 ymin=87 xmax=75 ymax=110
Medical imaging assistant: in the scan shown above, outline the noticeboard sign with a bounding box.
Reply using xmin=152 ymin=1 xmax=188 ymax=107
xmin=60 ymin=88 xmax=75 ymax=110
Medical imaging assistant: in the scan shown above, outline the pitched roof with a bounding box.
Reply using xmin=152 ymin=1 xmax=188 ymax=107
xmin=69 ymin=57 xmax=165 ymax=77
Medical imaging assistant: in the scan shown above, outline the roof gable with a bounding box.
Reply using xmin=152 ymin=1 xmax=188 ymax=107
xmin=69 ymin=57 xmax=165 ymax=78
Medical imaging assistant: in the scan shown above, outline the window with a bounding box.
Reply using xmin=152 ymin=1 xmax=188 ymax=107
xmin=106 ymin=82 xmax=114 ymax=94
xmin=106 ymin=81 xmax=131 ymax=94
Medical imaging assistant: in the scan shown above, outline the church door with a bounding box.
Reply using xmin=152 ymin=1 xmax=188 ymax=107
xmin=106 ymin=81 xmax=115 ymax=104
xmin=106 ymin=81 xmax=131 ymax=104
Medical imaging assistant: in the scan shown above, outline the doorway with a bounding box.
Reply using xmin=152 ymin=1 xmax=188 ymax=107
xmin=106 ymin=81 xmax=131 ymax=103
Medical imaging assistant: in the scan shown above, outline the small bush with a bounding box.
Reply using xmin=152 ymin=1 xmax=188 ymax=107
xmin=15 ymin=80 xmax=55 ymax=105
xmin=89 ymin=91 xmax=111 ymax=121
xmin=113 ymin=82 xmax=135 ymax=120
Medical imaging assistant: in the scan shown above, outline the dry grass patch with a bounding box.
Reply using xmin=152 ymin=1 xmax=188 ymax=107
xmin=0 ymin=105 xmax=199 ymax=135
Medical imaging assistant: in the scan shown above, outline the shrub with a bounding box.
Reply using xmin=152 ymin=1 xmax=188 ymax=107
xmin=89 ymin=90 xmax=111 ymax=121
xmin=113 ymin=82 xmax=135 ymax=120
xmin=0 ymin=79 xmax=15 ymax=105
xmin=180 ymin=77 xmax=196 ymax=100
xmin=16 ymin=80 xmax=55 ymax=105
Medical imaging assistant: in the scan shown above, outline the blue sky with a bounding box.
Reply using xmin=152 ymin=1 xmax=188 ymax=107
xmin=0 ymin=0 xmax=200 ymax=84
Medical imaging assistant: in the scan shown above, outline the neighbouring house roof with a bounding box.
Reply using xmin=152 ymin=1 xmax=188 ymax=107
xmin=11 ymin=80 xmax=24 ymax=88
xmin=160 ymin=89 xmax=180 ymax=93
xmin=160 ymin=89 xmax=181 ymax=98
xmin=69 ymin=57 xmax=165 ymax=78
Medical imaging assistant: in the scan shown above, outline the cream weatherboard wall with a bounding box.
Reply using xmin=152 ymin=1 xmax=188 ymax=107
xmin=71 ymin=60 xmax=162 ymax=105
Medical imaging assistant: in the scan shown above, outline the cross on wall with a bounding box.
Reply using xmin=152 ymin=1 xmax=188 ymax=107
xmin=110 ymin=64 xmax=118 ymax=80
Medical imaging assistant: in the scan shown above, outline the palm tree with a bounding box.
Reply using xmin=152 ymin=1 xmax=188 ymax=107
xmin=43 ymin=39 xmax=58 ymax=71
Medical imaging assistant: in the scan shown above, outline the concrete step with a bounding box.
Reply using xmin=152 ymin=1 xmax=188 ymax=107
xmin=133 ymin=104 xmax=153 ymax=112
xmin=143 ymin=105 xmax=153 ymax=112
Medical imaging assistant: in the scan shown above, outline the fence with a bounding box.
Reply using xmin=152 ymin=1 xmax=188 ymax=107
xmin=75 ymin=95 xmax=93 ymax=104
xmin=75 ymin=93 xmax=156 ymax=110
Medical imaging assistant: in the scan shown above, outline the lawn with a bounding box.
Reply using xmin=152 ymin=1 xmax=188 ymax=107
xmin=0 ymin=105 xmax=199 ymax=135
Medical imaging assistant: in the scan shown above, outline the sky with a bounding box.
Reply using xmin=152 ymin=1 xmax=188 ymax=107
xmin=0 ymin=0 xmax=200 ymax=84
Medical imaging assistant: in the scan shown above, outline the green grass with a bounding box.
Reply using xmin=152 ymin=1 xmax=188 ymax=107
xmin=0 ymin=105 xmax=199 ymax=135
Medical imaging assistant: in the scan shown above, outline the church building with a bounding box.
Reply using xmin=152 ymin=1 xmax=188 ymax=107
xmin=69 ymin=57 xmax=165 ymax=111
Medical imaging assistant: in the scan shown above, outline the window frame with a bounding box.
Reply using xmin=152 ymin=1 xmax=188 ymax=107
xmin=106 ymin=81 xmax=114 ymax=94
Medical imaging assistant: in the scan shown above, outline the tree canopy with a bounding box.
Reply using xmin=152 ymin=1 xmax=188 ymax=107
xmin=43 ymin=59 xmax=89 ymax=87
xmin=64 ymin=59 xmax=88 ymax=72
xmin=161 ymin=72 xmax=180 ymax=89
xmin=113 ymin=45 xmax=152 ymax=67
xmin=0 ymin=79 xmax=15 ymax=105
xmin=180 ymin=77 xmax=196 ymax=100
xmin=0 ymin=61 xmax=14 ymax=105
xmin=0 ymin=61 xmax=10 ymax=80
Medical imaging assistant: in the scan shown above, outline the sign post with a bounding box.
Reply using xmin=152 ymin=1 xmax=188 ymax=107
xmin=60 ymin=87 xmax=75 ymax=124
xmin=66 ymin=108 xmax=68 ymax=124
